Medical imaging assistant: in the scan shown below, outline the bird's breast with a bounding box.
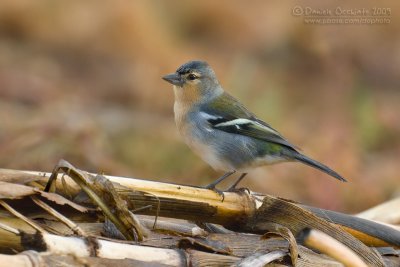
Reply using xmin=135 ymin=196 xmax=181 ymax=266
xmin=173 ymin=101 xmax=190 ymax=134
xmin=173 ymin=103 xmax=232 ymax=171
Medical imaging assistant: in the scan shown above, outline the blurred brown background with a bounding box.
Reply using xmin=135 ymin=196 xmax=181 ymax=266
xmin=0 ymin=1 xmax=399 ymax=212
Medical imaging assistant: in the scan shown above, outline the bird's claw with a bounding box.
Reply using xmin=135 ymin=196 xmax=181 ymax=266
xmin=204 ymin=184 xmax=225 ymax=202
xmin=226 ymin=186 xmax=251 ymax=195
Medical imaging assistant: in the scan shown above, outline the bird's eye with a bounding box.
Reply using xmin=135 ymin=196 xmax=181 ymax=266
xmin=187 ymin=74 xmax=198 ymax=80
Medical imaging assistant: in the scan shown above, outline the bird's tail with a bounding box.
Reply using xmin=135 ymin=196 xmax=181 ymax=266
xmin=292 ymin=153 xmax=347 ymax=182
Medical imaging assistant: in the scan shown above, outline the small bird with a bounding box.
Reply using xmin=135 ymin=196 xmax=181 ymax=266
xmin=162 ymin=60 xmax=346 ymax=193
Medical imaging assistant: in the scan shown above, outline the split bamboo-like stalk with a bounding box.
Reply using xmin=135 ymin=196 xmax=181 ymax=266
xmin=21 ymin=232 xmax=186 ymax=266
xmin=0 ymin=162 xmax=399 ymax=266
xmin=18 ymin=163 xmax=398 ymax=248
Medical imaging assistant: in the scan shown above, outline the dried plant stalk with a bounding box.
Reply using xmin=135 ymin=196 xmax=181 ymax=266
xmin=0 ymin=164 xmax=399 ymax=267
xmin=299 ymin=228 xmax=368 ymax=267
xmin=0 ymin=200 xmax=46 ymax=234
xmin=30 ymin=197 xmax=85 ymax=236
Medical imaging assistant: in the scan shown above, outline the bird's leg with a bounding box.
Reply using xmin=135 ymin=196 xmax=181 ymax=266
xmin=226 ymin=173 xmax=248 ymax=192
xmin=204 ymin=170 xmax=236 ymax=192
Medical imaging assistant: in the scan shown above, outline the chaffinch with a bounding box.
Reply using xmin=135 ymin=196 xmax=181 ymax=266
xmin=162 ymin=60 xmax=346 ymax=192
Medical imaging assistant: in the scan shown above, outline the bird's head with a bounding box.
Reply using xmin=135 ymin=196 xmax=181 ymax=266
xmin=162 ymin=60 xmax=223 ymax=103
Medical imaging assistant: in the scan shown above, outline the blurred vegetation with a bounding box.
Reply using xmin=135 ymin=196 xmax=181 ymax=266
xmin=0 ymin=1 xmax=399 ymax=212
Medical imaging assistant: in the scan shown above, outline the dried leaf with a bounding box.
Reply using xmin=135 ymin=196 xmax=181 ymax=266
xmin=245 ymin=196 xmax=386 ymax=266
xmin=305 ymin=205 xmax=400 ymax=247
xmin=237 ymin=251 xmax=287 ymax=267
xmin=36 ymin=189 xmax=88 ymax=213
xmin=0 ymin=169 xmax=43 ymax=184
xmin=261 ymin=223 xmax=298 ymax=266
xmin=0 ymin=181 xmax=36 ymax=199
xmin=178 ymin=237 xmax=232 ymax=255
xmin=357 ymin=197 xmax=400 ymax=225
xmin=47 ymin=160 xmax=148 ymax=241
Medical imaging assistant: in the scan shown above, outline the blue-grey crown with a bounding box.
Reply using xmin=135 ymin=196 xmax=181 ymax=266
xmin=176 ymin=60 xmax=209 ymax=75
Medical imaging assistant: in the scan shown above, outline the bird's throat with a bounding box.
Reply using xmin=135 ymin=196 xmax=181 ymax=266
xmin=173 ymin=85 xmax=203 ymax=106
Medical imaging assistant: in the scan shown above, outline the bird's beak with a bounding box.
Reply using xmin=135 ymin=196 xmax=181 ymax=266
xmin=162 ymin=73 xmax=183 ymax=87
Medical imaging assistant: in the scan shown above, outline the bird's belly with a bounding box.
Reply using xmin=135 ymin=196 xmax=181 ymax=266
xmin=186 ymin=139 xmax=233 ymax=171
xmin=180 ymin=124 xmax=278 ymax=171
xmin=187 ymin=137 xmax=287 ymax=172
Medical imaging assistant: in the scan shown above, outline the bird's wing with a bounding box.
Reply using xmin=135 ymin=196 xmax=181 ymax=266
xmin=201 ymin=93 xmax=298 ymax=151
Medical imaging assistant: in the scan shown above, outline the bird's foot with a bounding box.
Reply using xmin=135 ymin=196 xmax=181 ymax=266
xmin=204 ymin=184 xmax=225 ymax=202
xmin=226 ymin=185 xmax=251 ymax=195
